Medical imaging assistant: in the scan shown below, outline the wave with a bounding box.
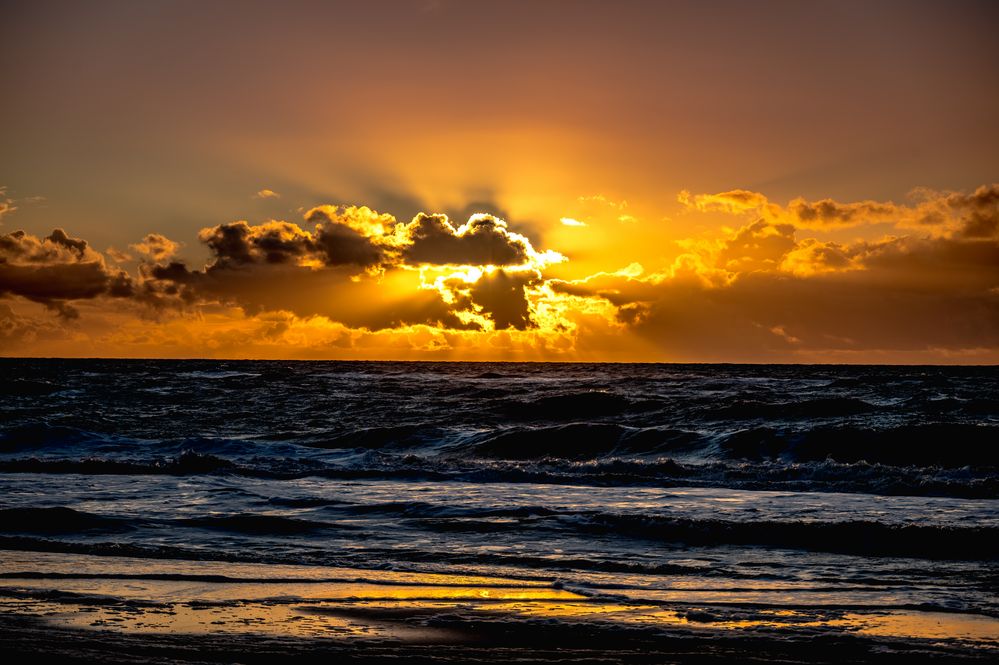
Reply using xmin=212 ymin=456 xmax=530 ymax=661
xmin=0 ymin=571 xmax=551 ymax=589
xmin=473 ymin=423 xmax=629 ymax=459
xmin=301 ymin=425 xmax=447 ymax=450
xmin=720 ymin=423 xmax=999 ymax=467
xmin=0 ymin=507 xmax=135 ymax=534
xmin=555 ymin=515 xmax=998 ymax=560
xmin=495 ymin=392 xmax=657 ymax=421
xmin=0 ymin=423 xmax=104 ymax=451
xmin=468 ymin=421 xmax=999 ymax=470
xmin=471 ymin=424 xmax=706 ymax=460
xmin=0 ymin=425 xmax=251 ymax=458
xmin=175 ymin=370 xmax=261 ymax=380
xmin=0 ymin=508 xmax=352 ymax=537
xmin=5 ymin=506 xmax=988 ymax=561
xmin=0 ymin=535 xmax=712 ymax=577
xmin=474 ymin=371 xmax=507 ymax=379
xmin=4 ymin=404 xmax=997 ymax=473
xmin=314 ymin=499 xmax=560 ymax=520
xmin=0 ymin=379 xmax=62 ymax=397
xmin=0 ymin=536 xmax=280 ymax=565
xmin=266 ymin=496 xmax=349 ymax=508
xmin=0 ymin=451 xmax=995 ymax=498
xmin=177 ymin=513 xmax=345 ymax=535
xmin=703 ymin=397 xmax=879 ymax=420
xmin=311 ymin=499 xmax=996 ymax=560
xmin=0 ymin=451 xmax=237 ymax=475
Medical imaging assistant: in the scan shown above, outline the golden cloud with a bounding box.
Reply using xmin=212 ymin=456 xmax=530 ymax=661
xmin=0 ymin=187 xmax=16 ymax=222
xmin=130 ymin=233 xmax=180 ymax=263
xmin=553 ymin=208 xmax=999 ymax=359
xmin=682 ymin=183 xmax=999 ymax=235
xmin=1 ymin=184 xmax=997 ymax=361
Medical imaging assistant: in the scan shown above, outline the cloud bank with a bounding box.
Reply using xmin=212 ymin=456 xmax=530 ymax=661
xmin=1 ymin=185 xmax=997 ymax=361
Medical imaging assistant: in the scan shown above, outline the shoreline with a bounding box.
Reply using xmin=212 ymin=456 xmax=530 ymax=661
xmin=1 ymin=551 xmax=996 ymax=664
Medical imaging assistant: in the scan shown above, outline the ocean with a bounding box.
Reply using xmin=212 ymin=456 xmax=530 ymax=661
xmin=1 ymin=359 xmax=997 ymax=662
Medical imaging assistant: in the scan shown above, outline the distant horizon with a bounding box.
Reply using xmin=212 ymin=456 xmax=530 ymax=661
xmin=3 ymin=355 xmax=997 ymax=368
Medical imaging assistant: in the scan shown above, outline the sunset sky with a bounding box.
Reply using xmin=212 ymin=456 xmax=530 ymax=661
xmin=1 ymin=0 xmax=997 ymax=361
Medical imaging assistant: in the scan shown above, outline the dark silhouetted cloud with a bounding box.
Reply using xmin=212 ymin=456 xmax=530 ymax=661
xmin=400 ymin=213 xmax=534 ymax=267
xmin=0 ymin=229 xmax=134 ymax=317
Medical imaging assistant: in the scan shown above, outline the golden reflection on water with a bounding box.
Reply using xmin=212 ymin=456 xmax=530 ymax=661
xmin=0 ymin=598 xmax=373 ymax=639
xmin=3 ymin=588 xmax=998 ymax=647
xmin=475 ymin=601 xmax=999 ymax=644
xmin=0 ymin=551 xmax=549 ymax=588
xmin=0 ymin=578 xmax=583 ymax=603
xmin=846 ymin=611 xmax=999 ymax=642
xmin=1 ymin=552 xmax=997 ymax=648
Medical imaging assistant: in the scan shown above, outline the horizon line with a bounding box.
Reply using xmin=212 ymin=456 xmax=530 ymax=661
xmin=1 ymin=356 xmax=996 ymax=368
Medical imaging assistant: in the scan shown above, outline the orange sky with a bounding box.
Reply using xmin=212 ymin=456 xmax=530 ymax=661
xmin=1 ymin=0 xmax=997 ymax=362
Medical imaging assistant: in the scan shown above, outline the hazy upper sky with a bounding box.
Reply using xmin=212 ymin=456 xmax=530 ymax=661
xmin=2 ymin=0 xmax=997 ymax=361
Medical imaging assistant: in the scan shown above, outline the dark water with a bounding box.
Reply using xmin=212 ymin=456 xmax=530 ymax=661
xmin=1 ymin=360 xmax=998 ymax=650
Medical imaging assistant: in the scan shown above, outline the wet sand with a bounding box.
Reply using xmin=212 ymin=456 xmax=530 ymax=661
xmin=1 ymin=552 xmax=996 ymax=663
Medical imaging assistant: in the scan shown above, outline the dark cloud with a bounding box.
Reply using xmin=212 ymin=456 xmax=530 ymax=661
xmin=305 ymin=208 xmax=388 ymax=268
xmin=788 ymin=199 xmax=897 ymax=227
xmin=313 ymin=221 xmax=385 ymax=267
xmin=401 ymin=213 xmax=533 ymax=266
xmin=0 ymin=229 xmax=134 ymax=316
xmin=147 ymin=261 xmax=196 ymax=285
xmin=107 ymin=271 xmax=135 ymax=298
xmin=0 ymin=261 xmax=109 ymax=301
xmin=942 ymin=184 xmax=999 ymax=239
xmin=195 ymin=212 xmax=391 ymax=270
xmin=856 ymin=235 xmax=999 ymax=288
xmin=471 ymin=270 xmax=540 ymax=330
xmin=45 ymin=228 xmax=89 ymax=254
xmin=198 ymin=221 xmax=318 ymax=266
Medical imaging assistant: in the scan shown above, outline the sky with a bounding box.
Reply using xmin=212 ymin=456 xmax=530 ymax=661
xmin=1 ymin=0 xmax=997 ymax=362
